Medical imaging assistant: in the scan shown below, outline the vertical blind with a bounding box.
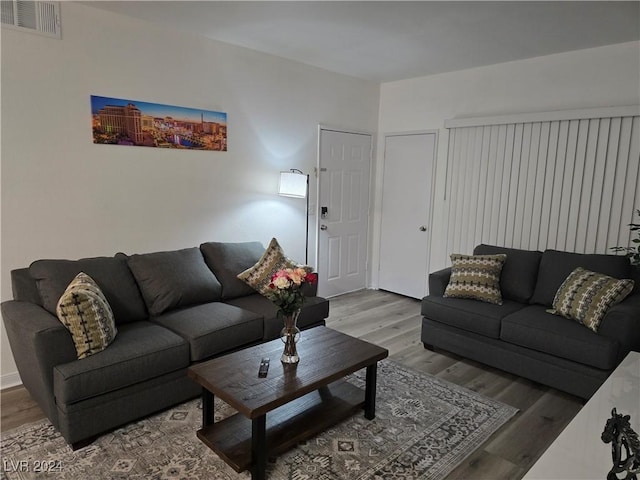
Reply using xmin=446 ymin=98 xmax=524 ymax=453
xmin=443 ymin=107 xmax=640 ymax=263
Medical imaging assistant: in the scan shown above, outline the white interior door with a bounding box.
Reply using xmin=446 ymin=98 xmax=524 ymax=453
xmin=378 ymin=132 xmax=436 ymax=299
xmin=317 ymin=129 xmax=372 ymax=298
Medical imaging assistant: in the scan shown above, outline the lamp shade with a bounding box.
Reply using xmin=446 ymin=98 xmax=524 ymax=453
xmin=278 ymin=171 xmax=308 ymax=198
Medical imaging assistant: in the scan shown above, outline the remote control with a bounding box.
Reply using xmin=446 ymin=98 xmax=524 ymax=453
xmin=258 ymin=358 xmax=270 ymax=378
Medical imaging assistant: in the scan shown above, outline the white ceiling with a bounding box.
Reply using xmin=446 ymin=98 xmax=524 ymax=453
xmin=86 ymin=1 xmax=640 ymax=83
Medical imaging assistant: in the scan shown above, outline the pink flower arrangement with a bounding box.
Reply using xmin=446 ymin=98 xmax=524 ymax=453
xmin=267 ymin=267 xmax=318 ymax=314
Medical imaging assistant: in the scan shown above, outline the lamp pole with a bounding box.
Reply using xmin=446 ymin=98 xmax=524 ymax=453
xmin=304 ymin=173 xmax=309 ymax=265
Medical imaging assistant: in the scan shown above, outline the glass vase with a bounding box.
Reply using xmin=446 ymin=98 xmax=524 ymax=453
xmin=279 ymin=309 xmax=301 ymax=364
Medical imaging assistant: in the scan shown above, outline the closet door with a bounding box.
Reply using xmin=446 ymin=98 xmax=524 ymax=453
xmin=379 ymin=132 xmax=436 ymax=299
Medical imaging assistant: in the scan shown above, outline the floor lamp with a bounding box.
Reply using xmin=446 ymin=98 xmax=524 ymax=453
xmin=278 ymin=169 xmax=309 ymax=264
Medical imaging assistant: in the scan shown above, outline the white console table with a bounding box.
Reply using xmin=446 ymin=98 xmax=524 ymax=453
xmin=524 ymin=351 xmax=640 ymax=480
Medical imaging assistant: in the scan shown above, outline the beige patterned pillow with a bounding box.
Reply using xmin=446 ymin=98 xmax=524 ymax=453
xmin=56 ymin=272 xmax=117 ymax=359
xmin=548 ymin=267 xmax=634 ymax=332
xmin=237 ymin=238 xmax=299 ymax=296
xmin=444 ymin=254 xmax=507 ymax=305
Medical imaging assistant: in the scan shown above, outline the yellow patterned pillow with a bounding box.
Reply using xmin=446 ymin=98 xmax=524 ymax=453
xmin=237 ymin=238 xmax=299 ymax=296
xmin=56 ymin=272 xmax=117 ymax=359
xmin=444 ymin=254 xmax=507 ymax=305
xmin=548 ymin=267 xmax=634 ymax=332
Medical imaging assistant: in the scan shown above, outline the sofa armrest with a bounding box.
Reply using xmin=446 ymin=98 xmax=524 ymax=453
xmin=1 ymin=301 xmax=76 ymax=426
xmin=598 ymin=293 xmax=640 ymax=359
xmin=301 ymin=268 xmax=319 ymax=297
xmin=428 ymin=268 xmax=452 ymax=297
xmin=302 ymin=280 xmax=318 ymax=297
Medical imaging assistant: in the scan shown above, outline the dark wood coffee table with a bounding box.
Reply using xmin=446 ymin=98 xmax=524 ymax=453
xmin=187 ymin=326 xmax=389 ymax=480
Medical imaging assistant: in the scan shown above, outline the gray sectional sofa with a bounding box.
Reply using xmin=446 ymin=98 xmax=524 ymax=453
xmin=2 ymin=241 xmax=329 ymax=448
xmin=421 ymin=244 xmax=640 ymax=399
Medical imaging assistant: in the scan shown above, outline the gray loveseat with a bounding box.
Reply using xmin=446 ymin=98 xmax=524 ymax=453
xmin=2 ymin=241 xmax=329 ymax=448
xmin=421 ymin=244 xmax=640 ymax=399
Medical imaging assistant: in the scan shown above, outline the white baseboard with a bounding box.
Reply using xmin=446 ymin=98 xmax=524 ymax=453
xmin=1 ymin=371 xmax=22 ymax=390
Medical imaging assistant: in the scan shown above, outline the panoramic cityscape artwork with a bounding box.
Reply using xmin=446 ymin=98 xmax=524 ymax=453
xmin=91 ymin=95 xmax=227 ymax=151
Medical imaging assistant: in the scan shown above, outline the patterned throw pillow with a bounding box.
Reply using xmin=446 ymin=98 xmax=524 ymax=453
xmin=444 ymin=254 xmax=507 ymax=305
xmin=548 ymin=267 xmax=634 ymax=332
xmin=237 ymin=238 xmax=299 ymax=296
xmin=56 ymin=272 xmax=118 ymax=359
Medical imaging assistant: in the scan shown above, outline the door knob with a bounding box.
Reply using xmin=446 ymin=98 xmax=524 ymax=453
xmin=320 ymin=224 xmax=328 ymax=231
xmin=419 ymin=226 xmax=427 ymax=232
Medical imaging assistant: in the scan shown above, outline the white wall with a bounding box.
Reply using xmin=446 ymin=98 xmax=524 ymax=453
xmin=373 ymin=41 xmax=640 ymax=287
xmin=2 ymin=3 xmax=638 ymax=385
xmin=0 ymin=3 xmax=379 ymax=384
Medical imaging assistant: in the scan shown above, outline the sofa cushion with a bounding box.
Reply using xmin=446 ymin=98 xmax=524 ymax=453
xmin=531 ymin=249 xmax=631 ymax=307
xmin=549 ymin=267 xmax=634 ymax=332
xmin=444 ymin=253 xmax=507 ymax=305
xmin=421 ymin=295 xmax=524 ymax=339
xmin=501 ymin=305 xmax=620 ymax=370
xmin=53 ymin=322 xmax=189 ymax=405
xmin=200 ymin=241 xmax=266 ymax=299
xmin=474 ymin=244 xmax=542 ymax=303
xmin=56 ymin=273 xmax=118 ymax=359
xmin=29 ymin=256 xmax=147 ymax=324
xmin=225 ymin=293 xmax=330 ymax=340
xmin=152 ymin=302 xmax=263 ymax=361
xmin=127 ymin=248 xmax=222 ymax=316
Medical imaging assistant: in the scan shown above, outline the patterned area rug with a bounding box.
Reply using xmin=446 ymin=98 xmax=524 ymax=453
xmin=1 ymin=361 xmax=518 ymax=480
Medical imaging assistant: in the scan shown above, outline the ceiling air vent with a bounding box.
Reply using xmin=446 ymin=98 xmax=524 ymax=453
xmin=1 ymin=1 xmax=61 ymax=38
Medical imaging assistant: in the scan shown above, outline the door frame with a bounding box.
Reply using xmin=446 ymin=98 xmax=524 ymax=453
xmin=373 ymin=129 xmax=439 ymax=294
xmin=316 ymin=124 xmax=375 ymax=295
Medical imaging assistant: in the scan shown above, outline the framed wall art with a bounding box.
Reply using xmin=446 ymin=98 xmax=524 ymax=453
xmin=91 ymin=95 xmax=227 ymax=151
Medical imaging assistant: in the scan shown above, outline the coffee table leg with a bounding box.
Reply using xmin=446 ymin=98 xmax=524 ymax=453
xmin=364 ymin=363 xmax=377 ymax=420
xmin=251 ymin=415 xmax=267 ymax=480
xmin=202 ymin=389 xmax=215 ymax=427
